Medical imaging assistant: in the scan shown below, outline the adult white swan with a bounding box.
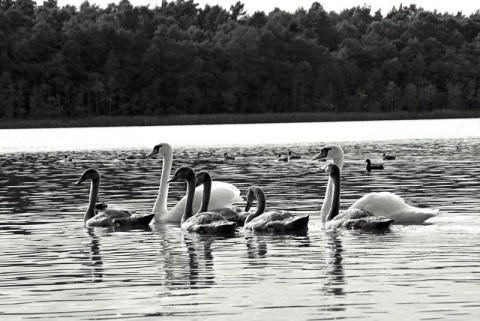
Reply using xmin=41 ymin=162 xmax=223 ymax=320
xmin=147 ymin=143 xmax=243 ymax=223
xmin=322 ymin=164 xmax=394 ymax=229
xmin=314 ymin=144 xmax=439 ymax=224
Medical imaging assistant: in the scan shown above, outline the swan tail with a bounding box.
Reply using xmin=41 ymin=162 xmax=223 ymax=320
xmin=372 ymin=219 xmax=394 ymax=229
xmin=286 ymin=215 xmax=309 ymax=231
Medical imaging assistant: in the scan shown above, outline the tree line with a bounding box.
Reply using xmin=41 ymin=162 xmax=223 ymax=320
xmin=1 ymin=0 xmax=480 ymax=119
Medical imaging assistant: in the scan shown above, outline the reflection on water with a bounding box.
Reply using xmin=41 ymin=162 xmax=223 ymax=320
xmin=1 ymin=122 xmax=480 ymax=319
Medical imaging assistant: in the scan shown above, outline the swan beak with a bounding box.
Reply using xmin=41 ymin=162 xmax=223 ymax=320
xmin=245 ymin=201 xmax=252 ymax=212
xmin=313 ymin=151 xmax=327 ymax=161
xmin=167 ymin=175 xmax=178 ymax=183
xmin=75 ymin=178 xmax=85 ymax=185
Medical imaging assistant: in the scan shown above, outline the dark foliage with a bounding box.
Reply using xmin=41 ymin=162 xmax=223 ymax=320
xmin=1 ymin=0 xmax=480 ymax=119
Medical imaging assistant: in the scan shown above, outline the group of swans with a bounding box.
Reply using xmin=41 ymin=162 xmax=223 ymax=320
xmin=75 ymin=142 xmax=438 ymax=232
xmin=166 ymin=166 xmax=309 ymax=233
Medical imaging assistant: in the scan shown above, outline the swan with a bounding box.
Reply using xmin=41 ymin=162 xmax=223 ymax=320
xmin=146 ymin=143 xmax=243 ymax=223
xmin=167 ymin=167 xmax=237 ymax=235
xmin=277 ymin=153 xmax=288 ymax=162
xmin=196 ymin=170 xmax=248 ymax=225
xmin=243 ymin=186 xmax=309 ymax=232
xmin=322 ymin=164 xmax=394 ymax=229
xmin=366 ymin=159 xmax=384 ymax=172
xmin=224 ymin=152 xmax=235 ymax=160
xmin=382 ymin=153 xmax=396 ymax=160
xmin=314 ymin=144 xmax=439 ymax=223
xmin=75 ymin=168 xmax=154 ymax=227
xmin=288 ymin=150 xmax=301 ymax=160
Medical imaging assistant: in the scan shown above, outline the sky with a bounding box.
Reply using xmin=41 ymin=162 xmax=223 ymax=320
xmin=55 ymin=0 xmax=480 ymax=16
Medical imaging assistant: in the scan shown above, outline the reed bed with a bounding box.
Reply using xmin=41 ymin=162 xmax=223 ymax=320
xmin=1 ymin=110 xmax=479 ymax=129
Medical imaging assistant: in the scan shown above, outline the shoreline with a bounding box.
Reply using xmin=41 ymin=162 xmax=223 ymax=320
xmin=1 ymin=110 xmax=480 ymax=129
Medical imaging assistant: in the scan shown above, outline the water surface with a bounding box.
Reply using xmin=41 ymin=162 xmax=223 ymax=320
xmin=1 ymin=119 xmax=480 ymax=320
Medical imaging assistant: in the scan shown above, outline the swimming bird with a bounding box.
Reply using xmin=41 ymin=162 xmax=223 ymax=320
xmin=167 ymin=167 xmax=237 ymax=235
xmin=314 ymin=144 xmax=439 ymax=223
xmin=277 ymin=153 xmax=288 ymax=162
xmin=63 ymin=155 xmax=72 ymax=162
xmin=243 ymin=186 xmax=309 ymax=232
xmin=75 ymin=169 xmax=154 ymax=227
xmin=288 ymin=151 xmax=301 ymax=160
xmin=95 ymin=199 xmax=108 ymax=211
xmin=382 ymin=153 xmax=396 ymax=160
xmin=146 ymin=143 xmax=243 ymax=223
xmin=322 ymin=164 xmax=394 ymax=230
xmin=366 ymin=159 xmax=384 ymax=172
xmin=196 ymin=170 xmax=248 ymax=226
xmin=224 ymin=152 xmax=235 ymax=160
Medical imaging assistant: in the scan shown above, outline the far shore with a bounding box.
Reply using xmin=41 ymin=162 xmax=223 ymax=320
xmin=1 ymin=110 xmax=479 ymax=129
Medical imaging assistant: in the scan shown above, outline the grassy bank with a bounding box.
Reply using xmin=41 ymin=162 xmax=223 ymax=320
xmin=1 ymin=110 xmax=480 ymax=129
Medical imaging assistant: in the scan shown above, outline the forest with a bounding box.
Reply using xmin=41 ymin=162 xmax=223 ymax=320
xmin=1 ymin=0 xmax=480 ymax=119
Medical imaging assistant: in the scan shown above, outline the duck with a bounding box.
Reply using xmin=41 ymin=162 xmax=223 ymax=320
xmin=314 ymin=144 xmax=439 ymax=223
xmin=195 ymin=170 xmax=248 ymax=226
xmin=167 ymin=167 xmax=237 ymax=235
xmin=322 ymin=164 xmax=394 ymax=230
xmin=63 ymin=155 xmax=72 ymax=163
xmin=95 ymin=199 xmax=108 ymax=211
xmin=382 ymin=153 xmax=396 ymax=160
xmin=224 ymin=152 xmax=235 ymax=160
xmin=75 ymin=168 xmax=154 ymax=227
xmin=146 ymin=143 xmax=243 ymax=223
xmin=243 ymin=186 xmax=309 ymax=232
xmin=277 ymin=153 xmax=288 ymax=162
xmin=288 ymin=150 xmax=301 ymax=160
xmin=366 ymin=159 xmax=384 ymax=172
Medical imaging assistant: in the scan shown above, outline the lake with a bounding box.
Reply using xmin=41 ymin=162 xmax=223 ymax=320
xmin=1 ymin=118 xmax=480 ymax=320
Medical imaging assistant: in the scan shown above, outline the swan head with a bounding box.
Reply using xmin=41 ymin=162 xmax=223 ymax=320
xmin=245 ymin=186 xmax=263 ymax=211
xmin=75 ymin=168 xmax=100 ymax=185
xmin=365 ymin=159 xmax=371 ymax=164
xmin=195 ymin=170 xmax=211 ymax=187
xmin=313 ymin=144 xmax=343 ymax=161
xmin=324 ymin=163 xmax=340 ymax=177
xmin=147 ymin=143 xmax=172 ymax=158
xmin=167 ymin=166 xmax=195 ymax=183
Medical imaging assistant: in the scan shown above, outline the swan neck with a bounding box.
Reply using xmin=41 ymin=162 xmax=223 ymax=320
xmin=85 ymin=178 xmax=100 ymax=224
xmin=333 ymin=155 xmax=344 ymax=171
xmin=326 ymin=172 xmax=341 ymax=221
xmin=245 ymin=188 xmax=266 ymax=223
xmin=199 ymin=178 xmax=211 ymax=213
xmin=182 ymin=176 xmax=196 ymax=224
xmin=321 ymin=154 xmax=343 ymax=223
xmin=320 ymin=176 xmax=333 ymax=223
xmin=153 ymin=151 xmax=173 ymax=217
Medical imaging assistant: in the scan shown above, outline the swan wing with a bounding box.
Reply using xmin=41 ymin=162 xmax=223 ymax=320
xmin=182 ymin=212 xmax=236 ymax=234
xmin=349 ymin=192 xmax=439 ymax=223
xmin=163 ymin=181 xmax=243 ymax=223
xmin=245 ymin=211 xmax=309 ymax=231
